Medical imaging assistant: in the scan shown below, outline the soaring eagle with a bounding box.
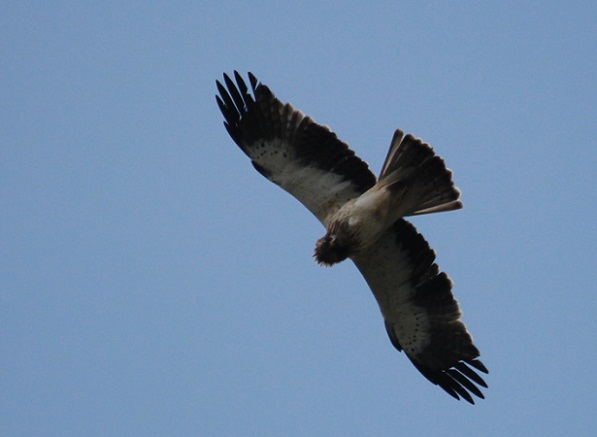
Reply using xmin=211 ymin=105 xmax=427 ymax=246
xmin=216 ymin=72 xmax=488 ymax=404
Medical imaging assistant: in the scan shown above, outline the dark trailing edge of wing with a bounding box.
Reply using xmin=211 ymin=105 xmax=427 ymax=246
xmin=216 ymin=71 xmax=376 ymax=195
xmin=216 ymin=71 xmax=487 ymax=404
xmin=387 ymin=219 xmax=488 ymax=404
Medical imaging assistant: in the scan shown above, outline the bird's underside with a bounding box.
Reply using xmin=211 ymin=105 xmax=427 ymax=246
xmin=216 ymin=71 xmax=488 ymax=404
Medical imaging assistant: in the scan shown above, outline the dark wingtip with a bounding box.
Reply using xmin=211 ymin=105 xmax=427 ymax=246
xmin=455 ymin=361 xmax=488 ymax=388
xmin=215 ymin=79 xmax=227 ymax=99
xmin=248 ymin=72 xmax=259 ymax=90
xmin=215 ymin=94 xmax=226 ymax=115
xmin=409 ymin=357 xmax=488 ymax=404
xmin=221 ymin=72 xmax=232 ymax=86
xmin=468 ymin=359 xmax=489 ymax=374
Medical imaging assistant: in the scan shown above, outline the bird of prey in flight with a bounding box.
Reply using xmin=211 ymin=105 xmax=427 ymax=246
xmin=216 ymin=72 xmax=487 ymax=404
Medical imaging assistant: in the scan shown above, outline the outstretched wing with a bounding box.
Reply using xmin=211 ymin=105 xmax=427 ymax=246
xmin=216 ymin=71 xmax=376 ymax=224
xmin=217 ymin=71 xmax=487 ymax=403
xmin=352 ymin=219 xmax=488 ymax=404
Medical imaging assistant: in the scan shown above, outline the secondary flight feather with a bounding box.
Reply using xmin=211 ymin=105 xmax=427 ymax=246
xmin=216 ymin=71 xmax=488 ymax=404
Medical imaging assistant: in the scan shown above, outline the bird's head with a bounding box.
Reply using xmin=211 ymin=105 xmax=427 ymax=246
xmin=314 ymin=233 xmax=350 ymax=266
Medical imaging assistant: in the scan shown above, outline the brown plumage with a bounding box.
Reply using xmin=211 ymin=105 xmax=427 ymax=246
xmin=216 ymin=71 xmax=487 ymax=404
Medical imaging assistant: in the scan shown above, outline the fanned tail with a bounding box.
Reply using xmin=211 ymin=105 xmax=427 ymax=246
xmin=378 ymin=130 xmax=462 ymax=216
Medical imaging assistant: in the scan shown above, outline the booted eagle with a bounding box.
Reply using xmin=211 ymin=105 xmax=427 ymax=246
xmin=216 ymin=72 xmax=487 ymax=404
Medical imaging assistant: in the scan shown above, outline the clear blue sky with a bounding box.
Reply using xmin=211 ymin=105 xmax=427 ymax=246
xmin=2 ymin=1 xmax=596 ymax=435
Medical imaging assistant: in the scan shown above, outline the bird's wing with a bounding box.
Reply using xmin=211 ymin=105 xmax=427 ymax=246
xmin=351 ymin=219 xmax=487 ymax=404
xmin=216 ymin=72 xmax=376 ymax=224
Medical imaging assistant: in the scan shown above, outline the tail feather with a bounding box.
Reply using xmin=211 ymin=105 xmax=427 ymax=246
xmin=379 ymin=130 xmax=462 ymax=217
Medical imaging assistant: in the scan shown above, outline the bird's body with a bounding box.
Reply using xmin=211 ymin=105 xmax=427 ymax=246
xmin=216 ymin=72 xmax=488 ymax=404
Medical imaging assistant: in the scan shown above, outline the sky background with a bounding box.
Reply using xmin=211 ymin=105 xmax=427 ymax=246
xmin=2 ymin=1 xmax=596 ymax=436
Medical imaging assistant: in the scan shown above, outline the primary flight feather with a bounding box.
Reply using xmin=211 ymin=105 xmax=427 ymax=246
xmin=216 ymin=72 xmax=488 ymax=404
